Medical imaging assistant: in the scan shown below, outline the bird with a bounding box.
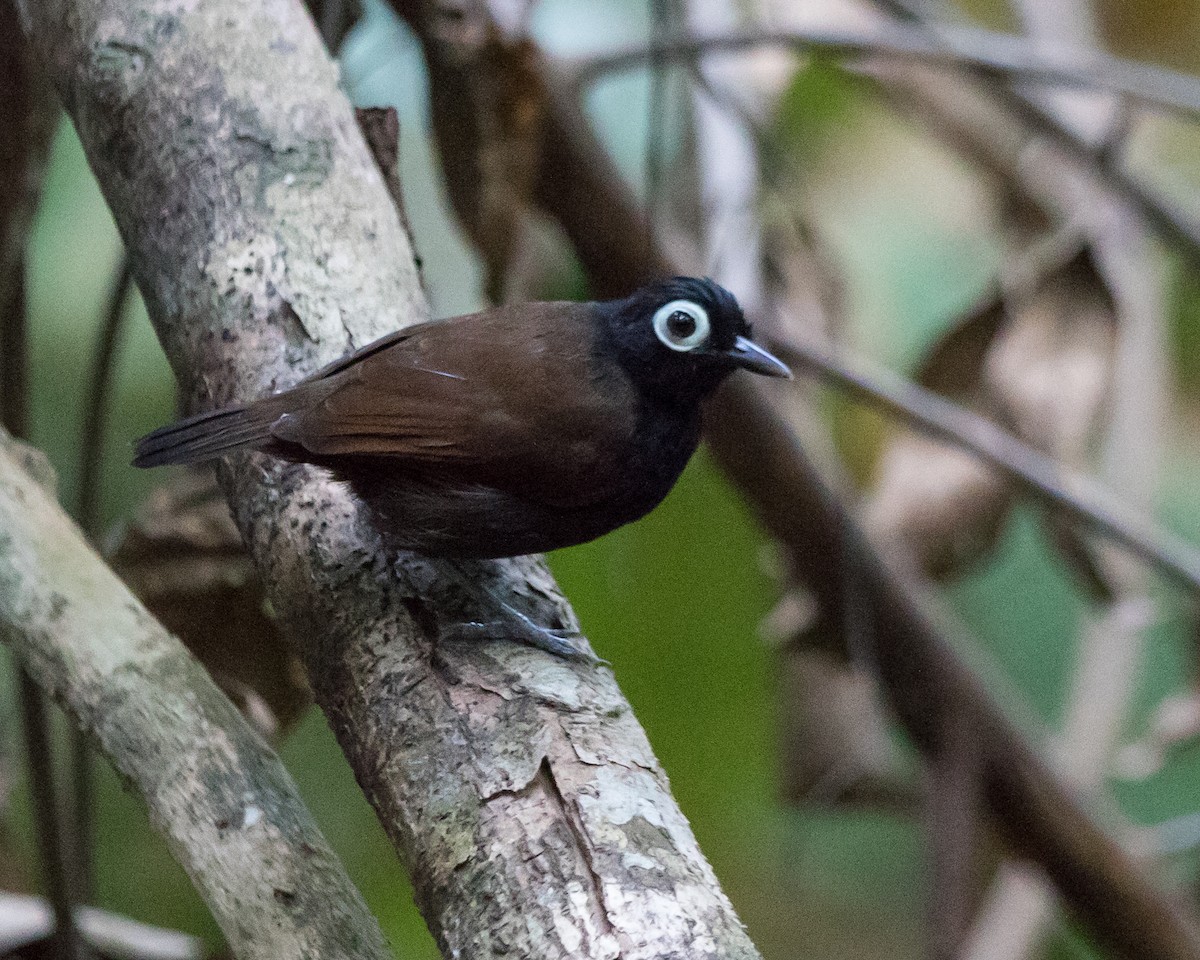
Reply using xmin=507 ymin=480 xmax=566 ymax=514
xmin=134 ymin=276 xmax=790 ymax=656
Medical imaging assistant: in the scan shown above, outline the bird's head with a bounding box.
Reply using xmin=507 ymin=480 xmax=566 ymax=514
xmin=597 ymin=277 xmax=790 ymax=405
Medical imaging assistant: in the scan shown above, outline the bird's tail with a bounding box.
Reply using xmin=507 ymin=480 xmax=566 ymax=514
xmin=132 ymin=400 xmax=283 ymax=468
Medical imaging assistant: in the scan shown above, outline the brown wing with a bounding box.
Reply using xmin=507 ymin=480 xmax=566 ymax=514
xmin=269 ymin=302 xmax=638 ymax=509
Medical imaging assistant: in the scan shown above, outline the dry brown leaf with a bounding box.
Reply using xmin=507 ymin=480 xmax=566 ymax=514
xmin=763 ymin=212 xmax=845 ymax=345
xmin=986 ymin=245 xmax=1117 ymax=464
xmin=110 ymin=471 xmax=310 ymax=739
xmin=865 ymin=296 xmax=1016 ymax=579
xmin=986 ymin=243 xmax=1119 ymax=599
xmin=867 ymin=436 xmax=1013 ymax=580
xmin=424 ymin=14 xmax=545 ymax=303
xmin=356 ymin=107 xmax=415 ymax=252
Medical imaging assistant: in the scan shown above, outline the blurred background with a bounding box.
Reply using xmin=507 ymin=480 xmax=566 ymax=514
xmin=4 ymin=0 xmax=1200 ymax=957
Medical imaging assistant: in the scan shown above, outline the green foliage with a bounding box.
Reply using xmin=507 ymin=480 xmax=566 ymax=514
xmin=770 ymin=56 xmax=874 ymax=171
xmin=1169 ymin=256 xmax=1200 ymax=397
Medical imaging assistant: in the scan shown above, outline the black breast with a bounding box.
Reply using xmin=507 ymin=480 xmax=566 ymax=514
xmin=340 ymin=399 xmax=703 ymax=559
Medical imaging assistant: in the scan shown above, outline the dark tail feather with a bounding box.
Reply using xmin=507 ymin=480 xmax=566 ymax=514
xmin=133 ymin=401 xmax=281 ymax=468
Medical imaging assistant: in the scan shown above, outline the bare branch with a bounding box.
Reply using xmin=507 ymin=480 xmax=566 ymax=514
xmin=863 ymin=0 xmax=1200 ymax=270
xmin=77 ymin=256 xmax=134 ymax=540
xmin=570 ymin=22 xmax=1200 ymax=121
xmin=706 ymin=381 xmax=1200 ymax=960
xmin=17 ymin=0 xmax=761 ymax=956
xmin=16 ymin=671 xmax=84 ymax=960
xmin=775 ymin=334 xmax=1200 ymax=593
xmin=924 ymin=698 xmax=983 ymax=960
xmin=0 ymin=431 xmax=392 ymax=960
xmin=958 ymin=1 xmax=1169 ymax=956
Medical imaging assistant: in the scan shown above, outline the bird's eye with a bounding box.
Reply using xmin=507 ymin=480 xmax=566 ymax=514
xmin=652 ymin=300 xmax=710 ymax=352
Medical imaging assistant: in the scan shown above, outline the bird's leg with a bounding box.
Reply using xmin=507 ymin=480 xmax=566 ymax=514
xmin=437 ymin=558 xmax=605 ymax=664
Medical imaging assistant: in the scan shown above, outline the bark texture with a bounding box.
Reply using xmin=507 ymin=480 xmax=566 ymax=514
xmin=15 ymin=1 xmax=760 ymax=957
xmin=0 ymin=432 xmax=391 ymax=960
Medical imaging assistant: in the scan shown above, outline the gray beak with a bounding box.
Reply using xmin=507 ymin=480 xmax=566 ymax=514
xmin=726 ymin=336 xmax=792 ymax=379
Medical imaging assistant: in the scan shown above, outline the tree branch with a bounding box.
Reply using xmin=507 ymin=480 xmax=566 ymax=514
xmin=423 ymin=16 xmax=1200 ymax=958
xmin=16 ymin=0 xmax=761 ymax=956
xmin=706 ymin=382 xmax=1200 ymax=960
xmin=774 ymin=334 xmax=1200 ymax=593
xmin=571 ymin=22 xmax=1200 ymax=121
xmin=959 ymin=1 xmax=1169 ymax=956
xmin=0 ymin=891 xmax=202 ymax=960
xmin=0 ymin=430 xmax=392 ymax=960
xmin=16 ymin=670 xmax=83 ymax=960
xmin=864 ymin=0 xmax=1200 ymax=270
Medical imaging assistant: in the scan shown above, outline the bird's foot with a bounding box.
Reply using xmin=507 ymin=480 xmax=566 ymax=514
xmin=427 ymin=557 xmax=607 ymax=664
xmin=442 ymin=601 xmax=606 ymax=664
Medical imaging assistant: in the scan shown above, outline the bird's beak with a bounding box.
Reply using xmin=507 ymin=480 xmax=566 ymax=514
xmin=725 ymin=336 xmax=792 ymax=379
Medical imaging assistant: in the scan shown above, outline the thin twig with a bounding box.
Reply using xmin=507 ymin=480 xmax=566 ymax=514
xmin=683 ymin=0 xmax=765 ymax=312
xmin=925 ymin=696 xmax=982 ymax=960
xmin=579 ymin=16 xmax=1200 ymax=272
xmin=76 ymin=257 xmax=132 ymax=539
xmin=774 ymin=335 xmax=1200 ymax=593
xmin=998 ymin=87 xmax=1200 ymax=267
xmin=644 ymin=0 xmax=672 ymax=253
xmin=708 ymin=379 xmax=1200 ymax=960
xmin=17 ymin=676 xmax=84 ymax=960
xmin=964 ymin=2 xmax=1165 ymax=957
xmin=0 ymin=892 xmax=203 ymax=960
xmin=70 ymin=254 xmax=133 ymax=906
xmin=5 ymin=279 xmax=83 ymax=960
xmin=569 ymin=23 xmax=1200 ymax=120
xmin=0 ymin=271 xmax=29 ymax=440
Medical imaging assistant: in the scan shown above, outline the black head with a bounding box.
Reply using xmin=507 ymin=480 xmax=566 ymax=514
xmin=596 ymin=277 xmax=791 ymax=405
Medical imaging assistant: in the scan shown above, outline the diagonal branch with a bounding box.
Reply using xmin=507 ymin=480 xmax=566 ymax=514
xmin=571 ymin=22 xmax=1200 ymax=121
xmin=864 ymin=0 xmax=1200 ymax=269
xmin=774 ymin=334 xmax=1200 ymax=592
xmin=0 ymin=431 xmax=392 ymax=960
xmin=16 ymin=0 xmax=762 ymax=957
xmin=705 ymin=381 xmax=1200 ymax=960
xmin=77 ymin=256 xmax=134 ymax=541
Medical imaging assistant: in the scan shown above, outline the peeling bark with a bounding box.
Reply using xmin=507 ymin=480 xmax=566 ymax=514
xmin=15 ymin=0 xmax=761 ymax=957
xmin=0 ymin=433 xmax=391 ymax=960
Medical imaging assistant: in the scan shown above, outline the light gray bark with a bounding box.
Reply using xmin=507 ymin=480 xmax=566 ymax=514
xmin=15 ymin=0 xmax=761 ymax=957
xmin=0 ymin=433 xmax=392 ymax=960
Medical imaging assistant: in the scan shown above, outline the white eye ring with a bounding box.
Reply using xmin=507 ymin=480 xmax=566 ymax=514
xmin=652 ymin=300 xmax=710 ymax=352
